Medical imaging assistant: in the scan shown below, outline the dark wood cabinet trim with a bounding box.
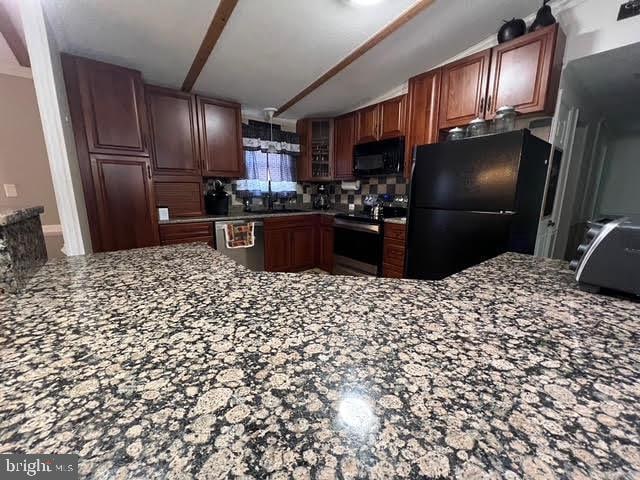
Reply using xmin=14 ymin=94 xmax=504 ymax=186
xmin=61 ymin=54 xmax=102 ymax=251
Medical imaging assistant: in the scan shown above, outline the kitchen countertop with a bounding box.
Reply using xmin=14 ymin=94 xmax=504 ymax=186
xmin=1 ymin=244 xmax=639 ymax=478
xmin=0 ymin=206 xmax=44 ymax=226
xmin=159 ymin=209 xmax=340 ymax=225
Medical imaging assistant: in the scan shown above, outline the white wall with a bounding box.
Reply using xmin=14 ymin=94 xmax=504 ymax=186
xmin=559 ymin=0 xmax=640 ymax=63
xmin=596 ymin=131 xmax=640 ymax=217
xmin=20 ymin=0 xmax=92 ymax=255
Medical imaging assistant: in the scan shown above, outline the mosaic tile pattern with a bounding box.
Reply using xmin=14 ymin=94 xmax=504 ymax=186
xmin=1 ymin=244 xmax=639 ymax=478
xmin=207 ymin=176 xmax=409 ymax=212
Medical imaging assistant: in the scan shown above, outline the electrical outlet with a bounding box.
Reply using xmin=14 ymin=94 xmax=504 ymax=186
xmin=618 ymin=0 xmax=640 ymax=21
xmin=3 ymin=184 xmax=17 ymax=198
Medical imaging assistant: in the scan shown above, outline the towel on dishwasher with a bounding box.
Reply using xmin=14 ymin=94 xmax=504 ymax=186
xmin=224 ymin=222 xmax=255 ymax=249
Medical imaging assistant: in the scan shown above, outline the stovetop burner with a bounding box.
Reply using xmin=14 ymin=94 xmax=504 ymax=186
xmin=335 ymin=204 xmax=407 ymax=224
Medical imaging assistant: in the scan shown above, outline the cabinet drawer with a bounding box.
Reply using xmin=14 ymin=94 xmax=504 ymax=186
xmin=384 ymin=222 xmax=406 ymax=241
xmin=265 ymin=214 xmax=316 ymax=230
xmin=383 ymin=238 xmax=406 ymax=267
xmin=383 ymin=262 xmax=404 ymax=278
xmin=159 ymin=222 xmax=213 ymax=246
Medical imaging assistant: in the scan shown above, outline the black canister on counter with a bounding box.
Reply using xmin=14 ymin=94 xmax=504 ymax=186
xmin=205 ymin=180 xmax=230 ymax=215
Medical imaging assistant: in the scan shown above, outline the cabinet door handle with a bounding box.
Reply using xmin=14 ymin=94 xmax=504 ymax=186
xmin=147 ymin=164 xmax=152 ymax=179
xmin=487 ymin=95 xmax=493 ymax=112
xmin=479 ymin=97 xmax=485 ymax=115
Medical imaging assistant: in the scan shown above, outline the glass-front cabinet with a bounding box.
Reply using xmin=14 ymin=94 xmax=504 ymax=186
xmin=296 ymin=118 xmax=333 ymax=182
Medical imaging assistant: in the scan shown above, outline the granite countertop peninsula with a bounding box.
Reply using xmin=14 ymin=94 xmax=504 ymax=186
xmin=0 ymin=206 xmax=44 ymax=226
xmin=1 ymin=244 xmax=639 ymax=479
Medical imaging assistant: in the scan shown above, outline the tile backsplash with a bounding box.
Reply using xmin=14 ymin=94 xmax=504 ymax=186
xmin=204 ymin=175 xmax=409 ymax=210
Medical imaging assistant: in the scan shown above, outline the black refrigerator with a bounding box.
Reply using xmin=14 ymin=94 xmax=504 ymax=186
xmin=406 ymin=129 xmax=557 ymax=280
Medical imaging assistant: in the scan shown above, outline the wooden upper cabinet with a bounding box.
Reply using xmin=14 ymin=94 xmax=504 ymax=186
xmin=146 ymin=86 xmax=200 ymax=175
xmin=90 ymin=154 xmax=158 ymax=252
xmin=379 ymin=95 xmax=406 ymax=140
xmin=355 ymin=104 xmax=380 ymax=144
xmin=297 ymin=118 xmax=333 ymax=181
xmin=486 ymin=24 xmax=565 ymax=118
xmin=406 ymin=69 xmax=441 ymax=173
xmin=333 ymin=113 xmax=356 ymax=180
xmin=76 ymin=57 xmax=149 ymax=156
xmin=439 ymin=49 xmax=491 ymax=129
xmin=197 ymin=96 xmax=243 ymax=178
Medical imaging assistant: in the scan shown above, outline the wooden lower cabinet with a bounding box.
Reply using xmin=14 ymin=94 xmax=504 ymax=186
xmin=159 ymin=222 xmax=213 ymax=247
xmin=90 ymin=154 xmax=159 ymax=251
xmin=383 ymin=222 xmax=406 ymax=278
xmin=318 ymin=216 xmax=334 ymax=273
xmin=264 ymin=215 xmax=316 ymax=272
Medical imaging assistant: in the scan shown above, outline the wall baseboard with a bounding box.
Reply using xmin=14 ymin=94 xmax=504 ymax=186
xmin=42 ymin=223 xmax=63 ymax=235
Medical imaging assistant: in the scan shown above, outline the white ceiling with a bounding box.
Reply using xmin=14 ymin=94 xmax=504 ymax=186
xmin=44 ymin=0 xmax=546 ymax=120
xmin=44 ymin=0 xmax=219 ymax=87
xmin=566 ymin=41 xmax=640 ymax=130
xmin=192 ymin=0 xmax=418 ymax=112
xmin=288 ymin=0 xmax=545 ymax=118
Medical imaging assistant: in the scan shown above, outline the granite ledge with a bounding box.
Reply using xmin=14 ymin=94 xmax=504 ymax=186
xmin=2 ymin=244 xmax=639 ymax=478
xmin=0 ymin=206 xmax=44 ymax=226
xmin=159 ymin=209 xmax=340 ymax=225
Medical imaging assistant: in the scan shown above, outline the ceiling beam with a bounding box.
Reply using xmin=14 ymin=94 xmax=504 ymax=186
xmin=276 ymin=0 xmax=435 ymax=116
xmin=0 ymin=3 xmax=30 ymax=67
xmin=182 ymin=0 xmax=239 ymax=92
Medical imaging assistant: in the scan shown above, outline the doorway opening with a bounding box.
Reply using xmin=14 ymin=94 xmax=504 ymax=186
xmin=541 ymin=41 xmax=640 ymax=260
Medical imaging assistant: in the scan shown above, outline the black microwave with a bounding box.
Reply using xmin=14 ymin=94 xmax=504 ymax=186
xmin=353 ymin=137 xmax=404 ymax=177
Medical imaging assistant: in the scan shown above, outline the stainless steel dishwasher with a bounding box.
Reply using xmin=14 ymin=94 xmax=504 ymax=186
xmin=214 ymin=220 xmax=265 ymax=271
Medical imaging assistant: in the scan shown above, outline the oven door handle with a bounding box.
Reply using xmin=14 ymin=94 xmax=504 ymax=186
xmin=334 ymin=218 xmax=380 ymax=234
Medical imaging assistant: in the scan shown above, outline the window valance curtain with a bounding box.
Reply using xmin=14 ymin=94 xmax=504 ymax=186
xmin=235 ymin=121 xmax=301 ymax=198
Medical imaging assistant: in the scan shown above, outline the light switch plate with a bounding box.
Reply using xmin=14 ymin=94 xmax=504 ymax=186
xmin=3 ymin=184 xmax=17 ymax=197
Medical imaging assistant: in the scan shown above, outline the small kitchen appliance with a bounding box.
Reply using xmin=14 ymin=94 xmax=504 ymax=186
xmin=569 ymin=216 xmax=640 ymax=296
xmin=353 ymin=137 xmax=405 ymax=177
xmin=313 ymin=184 xmax=331 ymax=210
xmin=205 ymin=180 xmax=230 ymax=216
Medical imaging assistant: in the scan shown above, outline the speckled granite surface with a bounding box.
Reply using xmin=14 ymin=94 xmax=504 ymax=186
xmin=0 ymin=206 xmax=44 ymax=226
xmin=1 ymin=244 xmax=639 ymax=479
xmin=0 ymin=206 xmax=47 ymax=294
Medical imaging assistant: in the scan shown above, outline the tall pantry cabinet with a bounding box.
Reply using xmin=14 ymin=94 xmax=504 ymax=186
xmin=62 ymin=55 xmax=159 ymax=252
